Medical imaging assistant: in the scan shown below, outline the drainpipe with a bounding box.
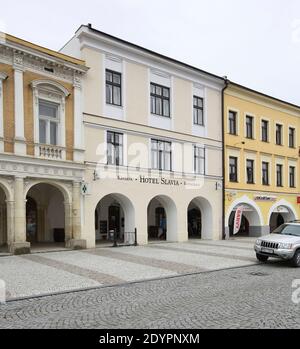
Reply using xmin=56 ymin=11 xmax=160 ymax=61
xmin=221 ymin=78 xmax=229 ymax=240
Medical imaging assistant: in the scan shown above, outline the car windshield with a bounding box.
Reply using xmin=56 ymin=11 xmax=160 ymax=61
xmin=272 ymin=224 xmax=300 ymax=237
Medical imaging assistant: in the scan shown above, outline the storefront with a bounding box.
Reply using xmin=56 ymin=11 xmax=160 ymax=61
xmin=225 ymin=191 xmax=299 ymax=238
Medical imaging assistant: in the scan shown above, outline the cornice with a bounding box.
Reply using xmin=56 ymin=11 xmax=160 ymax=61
xmin=0 ymin=153 xmax=85 ymax=181
xmin=0 ymin=43 xmax=87 ymax=85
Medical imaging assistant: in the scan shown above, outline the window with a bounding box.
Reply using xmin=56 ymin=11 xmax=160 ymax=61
xmin=228 ymin=111 xmax=237 ymax=135
xmin=289 ymin=128 xmax=295 ymax=148
xmin=107 ymin=131 xmax=123 ymax=166
xmin=150 ymin=83 xmax=170 ymax=117
xmin=262 ymin=162 xmax=269 ymax=185
xmin=246 ymin=159 xmax=254 ymax=184
xmin=276 ymin=124 xmax=283 ymax=145
xmin=106 ymin=70 xmax=122 ymax=106
xmin=151 ymin=139 xmax=172 ymax=171
xmin=289 ymin=166 xmax=296 ymax=188
xmin=193 ymin=96 xmax=204 ymax=126
xmin=229 ymin=157 xmax=238 ymax=182
xmin=276 ymin=164 xmax=283 ymax=187
xmin=261 ymin=120 xmax=269 ymax=142
xmin=38 ymin=100 xmax=59 ymax=145
xmin=246 ymin=116 xmax=254 ymax=139
xmin=194 ymin=146 xmax=205 ymax=175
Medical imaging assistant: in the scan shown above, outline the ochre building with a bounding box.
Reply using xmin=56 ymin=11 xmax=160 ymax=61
xmin=0 ymin=33 xmax=88 ymax=254
xmin=224 ymin=82 xmax=300 ymax=238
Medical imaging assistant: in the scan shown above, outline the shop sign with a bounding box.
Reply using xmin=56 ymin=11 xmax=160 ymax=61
xmin=254 ymin=195 xmax=277 ymax=202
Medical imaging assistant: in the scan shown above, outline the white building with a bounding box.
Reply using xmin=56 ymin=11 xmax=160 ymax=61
xmin=61 ymin=24 xmax=224 ymax=248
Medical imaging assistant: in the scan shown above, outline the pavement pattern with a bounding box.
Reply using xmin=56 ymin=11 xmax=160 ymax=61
xmin=0 ymin=239 xmax=259 ymax=300
xmin=0 ymin=263 xmax=299 ymax=329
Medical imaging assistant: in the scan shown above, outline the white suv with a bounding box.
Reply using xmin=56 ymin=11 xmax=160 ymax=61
xmin=254 ymin=222 xmax=300 ymax=267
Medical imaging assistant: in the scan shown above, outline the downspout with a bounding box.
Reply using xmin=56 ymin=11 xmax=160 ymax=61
xmin=221 ymin=78 xmax=229 ymax=240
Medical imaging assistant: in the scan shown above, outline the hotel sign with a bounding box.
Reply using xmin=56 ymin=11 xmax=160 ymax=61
xmin=117 ymin=175 xmax=182 ymax=186
xmin=254 ymin=195 xmax=277 ymax=202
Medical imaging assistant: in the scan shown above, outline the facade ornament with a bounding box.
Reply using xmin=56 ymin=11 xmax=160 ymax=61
xmin=13 ymin=52 xmax=24 ymax=71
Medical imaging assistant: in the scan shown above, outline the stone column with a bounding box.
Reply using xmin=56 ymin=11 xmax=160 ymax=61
xmin=0 ymin=72 xmax=8 ymax=153
xmin=66 ymin=182 xmax=86 ymax=250
xmin=13 ymin=54 xmax=26 ymax=155
xmin=64 ymin=202 xmax=72 ymax=244
xmin=6 ymin=200 xmax=14 ymax=245
xmin=9 ymin=177 xmax=30 ymax=254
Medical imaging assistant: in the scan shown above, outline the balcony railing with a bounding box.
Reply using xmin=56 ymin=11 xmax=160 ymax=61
xmin=38 ymin=144 xmax=64 ymax=160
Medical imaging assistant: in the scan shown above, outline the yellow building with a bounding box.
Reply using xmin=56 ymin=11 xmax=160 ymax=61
xmin=0 ymin=33 xmax=88 ymax=254
xmin=224 ymin=82 xmax=300 ymax=238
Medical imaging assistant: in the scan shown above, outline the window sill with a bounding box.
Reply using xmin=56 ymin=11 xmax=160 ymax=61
xmin=151 ymin=113 xmax=171 ymax=119
xmin=106 ymin=103 xmax=123 ymax=109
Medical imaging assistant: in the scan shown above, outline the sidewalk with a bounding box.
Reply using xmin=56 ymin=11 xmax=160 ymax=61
xmin=0 ymin=238 xmax=258 ymax=301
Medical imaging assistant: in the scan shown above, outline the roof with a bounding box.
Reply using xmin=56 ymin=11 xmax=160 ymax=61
xmin=226 ymin=81 xmax=300 ymax=111
xmin=2 ymin=33 xmax=86 ymax=67
xmin=76 ymin=24 xmax=225 ymax=83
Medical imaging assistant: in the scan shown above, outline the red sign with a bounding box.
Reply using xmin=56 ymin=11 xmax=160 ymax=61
xmin=233 ymin=207 xmax=244 ymax=235
xmin=297 ymin=197 xmax=300 ymax=204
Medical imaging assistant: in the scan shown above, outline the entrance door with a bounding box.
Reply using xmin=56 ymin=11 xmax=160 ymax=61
xmin=155 ymin=207 xmax=166 ymax=240
xmin=26 ymin=197 xmax=38 ymax=243
xmin=109 ymin=205 xmax=121 ymax=238
xmin=277 ymin=214 xmax=284 ymax=228
xmin=188 ymin=208 xmax=202 ymax=238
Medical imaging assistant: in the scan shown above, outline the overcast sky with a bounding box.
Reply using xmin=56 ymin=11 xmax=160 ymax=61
xmin=1 ymin=0 xmax=300 ymax=104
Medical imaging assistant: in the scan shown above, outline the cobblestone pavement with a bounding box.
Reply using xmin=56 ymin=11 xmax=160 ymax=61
xmin=0 ymin=263 xmax=299 ymax=329
xmin=0 ymin=239 xmax=258 ymax=300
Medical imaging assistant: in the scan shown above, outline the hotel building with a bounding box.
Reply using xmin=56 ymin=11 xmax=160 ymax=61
xmin=61 ymin=24 xmax=224 ymax=248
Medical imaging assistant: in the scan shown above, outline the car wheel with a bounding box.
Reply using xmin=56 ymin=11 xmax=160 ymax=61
xmin=291 ymin=250 xmax=300 ymax=267
xmin=256 ymin=253 xmax=269 ymax=262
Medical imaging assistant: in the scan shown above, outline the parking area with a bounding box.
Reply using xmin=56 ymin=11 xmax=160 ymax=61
xmin=0 ymin=238 xmax=259 ymax=301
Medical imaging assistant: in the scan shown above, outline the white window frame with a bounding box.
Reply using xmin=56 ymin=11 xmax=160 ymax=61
xmin=227 ymin=107 xmax=239 ymax=135
xmin=194 ymin=145 xmax=206 ymax=175
xmin=275 ymin=121 xmax=284 ymax=146
xmin=31 ymin=80 xmax=69 ymax=159
xmin=244 ymin=112 xmax=256 ymax=140
xmin=38 ymin=100 xmax=60 ymax=146
xmin=260 ymin=117 xmax=270 ymax=143
xmin=288 ymin=125 xmax=296 ymax=148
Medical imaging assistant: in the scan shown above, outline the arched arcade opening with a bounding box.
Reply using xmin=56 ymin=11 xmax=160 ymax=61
xmin=187 ymin=197 xmax=213 ymax=240
xmin=25 ymin=183 xmax=66 ymax=246
xmin=147 ymin=195 xmax=177 ymax=242
xmin=269 ymin=205 xmax=296 ymax=233
xmin=228 ymin=203 xmax=262 ymax=237
xmin=95 ymin=194 xmax=135 ymax=245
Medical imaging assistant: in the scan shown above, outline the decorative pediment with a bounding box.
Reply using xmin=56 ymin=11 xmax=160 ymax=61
xmin=31 ymin=79 xmax=70 ymax=97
